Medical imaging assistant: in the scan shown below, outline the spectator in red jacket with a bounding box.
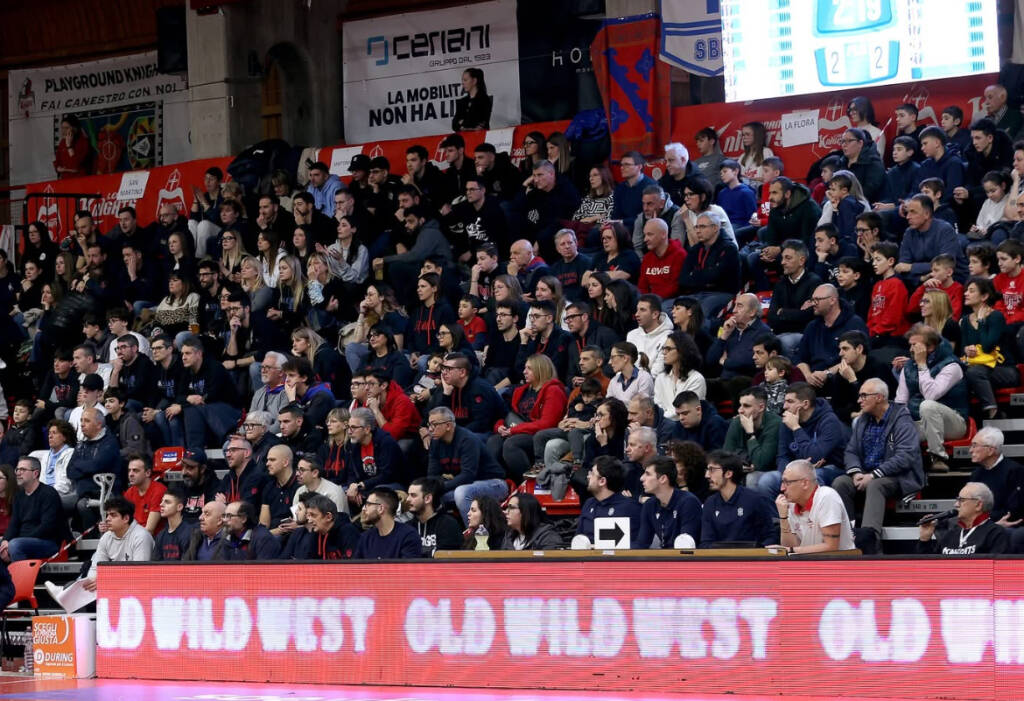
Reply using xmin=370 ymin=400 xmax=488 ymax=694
xmin=868 ymin=241 xmax=910 ymax=360
xmin=906 ymin=254 xmax=963 ymax=321
xmin=361 ymin=371 xmax=421 ymax=444
xmin=486 ymin=354 xmax=568 ymax=480
xmin=994 ymin=240 xmax=1024 ymax=357
xmin=637 ymin=218 xmax=686 ymax=311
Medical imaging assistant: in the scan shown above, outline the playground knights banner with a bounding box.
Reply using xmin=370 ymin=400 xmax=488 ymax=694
xmin=7 ymin=52 xmax=192 ymax=186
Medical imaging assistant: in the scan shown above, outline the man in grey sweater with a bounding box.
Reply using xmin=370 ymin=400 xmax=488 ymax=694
xmin=45 ymin=495 xmax=154 ymax=610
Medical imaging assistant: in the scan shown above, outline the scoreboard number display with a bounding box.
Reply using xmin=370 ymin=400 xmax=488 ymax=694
xmin=722 ymin=0 xmax=998 ymax=102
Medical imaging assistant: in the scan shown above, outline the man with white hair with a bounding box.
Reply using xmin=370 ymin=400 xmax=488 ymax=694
xmin=981 ymin=83 xmax=1021 ymax=138
xmin=968 ymin=426 xmax=1024 ymax=551
xmin=918 ymin=482 xmax=1009 ymax=555
xmin=832 ymin=378 xmax=923 ymax=551
xmin=249 ymin=351 xmax=289 ymax=432
xmin=659 ymin=142 xmax=692 ymax=207
xmin=775 ymin=459 xmax=855 ymax=554
xmin=677 ymin=210 xmax=741 ymax=319
xmin=631 ymin=185 xmax=681 ymax=253
xmin=706 ymin=292 xmax=769 ymax=381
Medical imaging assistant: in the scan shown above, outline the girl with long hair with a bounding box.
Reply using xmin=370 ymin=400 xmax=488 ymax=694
xmin=359 ymin=324 xmax=413 ymax=387
xmin=218 ymin=228 xmax=248 ymax=284
xmin=918 ymin=288 xmax=961 ymax=354
xmin=654 ymin=332 xmax=707 ymax=417
xmin=462 ymin=495 xmax=507 ymax=549
xmin=573 ymin=165 xmax=616 ymax=227
xmin=738 ymin=121 xmax=775 ymax=187
xmin=267 ymin=255 xmax=309 ymax=333
xmin=153 ymin=272 xmax=200 ymax=339
xmin=452 ymin=67 xmax=491 ymax=131
xmin=256 ymin=230 xmax=287 ymax=287
xmin=499 ymin=492 xmax=564 ymax=550
xmin=847 ymin=96 xmax=885 ymax=157
xmin=240 ymin=255 xmax=273 ymax=312
xmin=320 ymin=407 xmax=350 ymax=483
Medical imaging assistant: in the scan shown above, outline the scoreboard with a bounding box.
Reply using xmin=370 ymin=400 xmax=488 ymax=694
xmin=722 ymin=0 xmax=999 ymax=102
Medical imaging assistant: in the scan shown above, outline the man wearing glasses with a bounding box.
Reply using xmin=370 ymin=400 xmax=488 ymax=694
xmin=426 ymin=407 xmax=506 ymax=523
xmin=353 ymin=487 xmax=421 ymax=560
xmin=918 ymin=483 xmax=1009 ymax=555
xmin=426 ymin=352 xmax=504 ymax=439
xmin=343 ymin=408 xmax=401 ymax=508
xmin=247 ymin=352 xmax=289 ymax=433
xmin=219 ymin=500 xmax=280 ymax=560
xmin=775 ymin=459 xmax=855 ymax=554
xmin=217 ymin=434 xmax=268 ymax=511
xmin=832 ymin=378 xmax=923 ymax=553
xmin=0 ymin=457 xmax=66 ymax=562
xmin=451 ymin=176 xmax=508 ymax=257
xmin=482 ymin=302 xmax=522 ymax=388
xmin=967 ymin=426 xmax=1024 ymax=552
xmin=515 ymin=300 xmax=570 ymax=382
xmin=794 ymin=284 xmax=869 ymax=388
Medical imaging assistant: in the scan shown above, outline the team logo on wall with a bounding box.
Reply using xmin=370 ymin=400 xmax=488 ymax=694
xmin=35 ymin=185 xmax=61 ymax=236
xmin=156 ymin=169 xmax=187 ymax=217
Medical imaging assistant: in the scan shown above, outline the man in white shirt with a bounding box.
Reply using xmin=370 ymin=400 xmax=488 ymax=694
xmin=292 ymin=455 xmax=348 ymax=515
xmin=626 ymin=295 xmax=673 ymax=376
xmin=774 ymin=459 xmax=855 ymax=554
xmin=45 ymin=495 xmax=153 ymax=606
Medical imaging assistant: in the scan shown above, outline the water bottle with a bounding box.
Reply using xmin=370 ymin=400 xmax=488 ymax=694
xmin=474 ymin=525 xmax=489 ymax=551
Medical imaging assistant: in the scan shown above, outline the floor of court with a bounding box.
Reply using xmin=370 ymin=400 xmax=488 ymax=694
xmin=0 ymin=675 xmax=928 ymax=701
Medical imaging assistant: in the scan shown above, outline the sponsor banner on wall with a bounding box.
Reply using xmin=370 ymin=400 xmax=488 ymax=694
xmin=23 ymin=157 xmax=232 ymax=241
xmin=8 ymin=52 xmax=191 ymax=187
xmin=659 ymin=0 xmax=723 ymax=76
xmin=342 ymin=0 xmax=521 ymax=143
xmin=97 ymin=560 xmax=1024 ymax=699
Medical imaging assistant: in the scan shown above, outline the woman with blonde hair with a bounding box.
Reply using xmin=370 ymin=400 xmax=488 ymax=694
xmin=918 ymin=288 xmax=962 ymax=354
xmin=267 ymin=254 xmax=308 ymax=333
xmin=291 ymin=326 xmax=349 ymax=400
xmin=486 ymin=353 xmax=568 ymax=481
xmin=218 ymin=228 xmax=248 ymax=284
xmin=240 ymin=255 xmax=273 ymax=312
xmin=320 ymin=407 xmax=350 ymax=483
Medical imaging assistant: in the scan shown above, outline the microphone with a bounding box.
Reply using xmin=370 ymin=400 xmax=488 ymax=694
xmin=917 ymin=508 xmax=958 ymax=525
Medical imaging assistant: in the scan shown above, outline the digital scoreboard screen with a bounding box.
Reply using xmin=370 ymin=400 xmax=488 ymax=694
xmin=722 ymin=0 xmax=999 ymax=102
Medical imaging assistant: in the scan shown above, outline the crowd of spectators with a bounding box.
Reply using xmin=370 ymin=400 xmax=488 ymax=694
xmin=4 ymin=89 xmax=1024 ymax=577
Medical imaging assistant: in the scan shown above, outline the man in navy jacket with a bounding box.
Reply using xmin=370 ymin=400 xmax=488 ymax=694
xmin=637 ymin=456 xmax=702 ymax=548
xmin=427 ymin=407 xmax=507 ymax=522
xmin=577 ymin=457 xmax=640 ymax=546
xmin=701 ymin=450 xmax=777 ymax=547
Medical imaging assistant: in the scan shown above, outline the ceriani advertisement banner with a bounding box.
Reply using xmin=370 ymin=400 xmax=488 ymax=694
xmin=341 ymin=0 xmax=521 ymax=143
xmin=98 ymin=560 xmax=1024 ymax=699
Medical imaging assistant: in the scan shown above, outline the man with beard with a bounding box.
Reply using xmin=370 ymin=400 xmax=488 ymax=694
xmin=179 ymin=450 xmax=219 ymax=524
xmin=449 ymin=176 xmax=509 ymax=259
xmin=353 ymin=487 xmax=420 ymax=559
xmin=406 ymin=476 xmax=462 ymax=556
xmin=402 ymin=145 xmax=446 ymax=208
xmin=700 ymin=449 xmax=777 ymax=547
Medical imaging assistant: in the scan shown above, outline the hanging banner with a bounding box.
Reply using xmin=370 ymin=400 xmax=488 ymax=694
xmin=516 ymin=2 xmax=603 ymax=124
xmin=659 ymin=0 xmax=724 ymax=77
xmin=7 ymin=52 xmax=190 ymax=187
xmin=342 ymin=0 xmax=521 ymax=143
xmin=591 ymin=14 xmax=672 ymax=158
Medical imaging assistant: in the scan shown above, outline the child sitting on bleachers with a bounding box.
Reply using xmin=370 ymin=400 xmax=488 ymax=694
xmin=868 ymin=241 xmax=910 ymax=360
xmin=760 ymin=355 xmax=790 ymax=414
xmin=906 ymin=254 xmax=964 ymax=321
xmin=967 ymin=242 xmax=998 ymax=279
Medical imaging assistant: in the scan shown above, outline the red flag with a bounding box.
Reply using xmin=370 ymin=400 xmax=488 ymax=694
xmin=590 ymin=14 xmax=672 ymax=159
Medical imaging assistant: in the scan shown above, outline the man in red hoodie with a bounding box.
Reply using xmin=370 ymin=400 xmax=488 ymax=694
xmin=362 ymin=371 xmax=421 ymax=443
xmin=637 ymin=219 xmax=686 ymax=312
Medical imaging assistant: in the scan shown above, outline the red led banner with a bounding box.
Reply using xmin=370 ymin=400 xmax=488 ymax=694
xmin=96 ymin=560 xmax=1024 ymax=699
